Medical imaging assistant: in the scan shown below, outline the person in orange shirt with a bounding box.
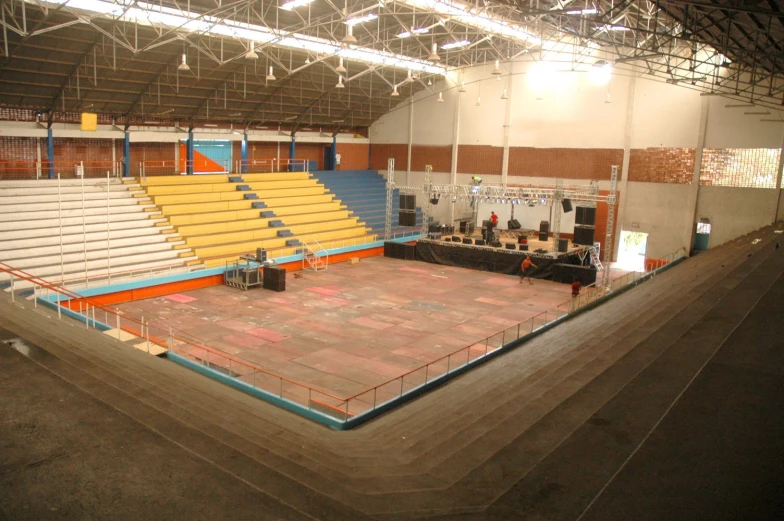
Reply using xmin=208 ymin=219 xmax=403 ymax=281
xmin=520 ymin=255 xmax=537 ymax=285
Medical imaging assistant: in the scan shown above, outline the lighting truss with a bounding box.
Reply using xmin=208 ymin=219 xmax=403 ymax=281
xmin=396 ymin=183 xmax=610 ymax=204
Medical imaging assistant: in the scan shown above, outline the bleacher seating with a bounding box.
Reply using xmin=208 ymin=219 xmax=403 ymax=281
xmin=310 ymin=170 xmax=427 ymax=236
xmin=0 ymin=178 xmax=199 ymax=290
xmin=132 ymin=172 xmax=374 ymax=268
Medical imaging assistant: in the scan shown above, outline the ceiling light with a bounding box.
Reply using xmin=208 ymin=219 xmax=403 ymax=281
xmin=246 ymin=41 xmax=258 ymax=60
xmin=605 ymin=91 xmax=612 ymax=104
xmin=397 ymin=28 xmax=429 ymax=38
xmin=589 ymin=60 xmax=612 ymax=85
xmin=437 ymin=92 xmax=444 ymax=102
xmin=178 ymin=53 xmax=190 ymax=71
xmin=501 ymin=88 xmax=508 ymax=99
xmin=442 ymin=40 xmax=470 ymax=50
xmin=603 ymin=24 xmax=631 ymax=31
xmin=266 ymin=66 xmax=276 ymax=81
xmin=336 ymin=75 xmax=345 ymax=88
xmin=305 ymin=56 xmax=311 ymax=64
xmin=346 ymin=14 xmax=378 ymax=26
xmin=280 ymin=0 xmax=315 ymax=11
xmin=342 ymin=24 xmax=357 ymax=44
xmin=391 ymin=85 xmax=400 ymax=97
xmin=476 ymin=96 xmax=481 ymax=106
xmin=566 ymin=8 xmax=598 ymax=15
xmin=458 ymin=79 xmax=466 ymax=92
xmin=428 ymin=42 xmax=441 ymax=61
xmin=427 ymin=78 xmax=432 ymax=86
xmin=336 ymin=57 xmax=347 ymax=73
xmin=405 ymin=70 xmax=415 ymax=83
xmin=491 ymin=59 xmax=502 ymax=75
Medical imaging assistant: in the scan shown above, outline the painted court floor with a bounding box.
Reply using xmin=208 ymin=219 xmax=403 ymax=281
xmin=117 ymin=257 xmax=577 ymax=400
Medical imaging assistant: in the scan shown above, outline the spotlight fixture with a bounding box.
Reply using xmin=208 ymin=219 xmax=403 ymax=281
xmin=336 ymin=57 xmax=347 ymax=73
xmin=436 ymin=92 xmax=444 ymax=102
xmin=266 ymin=66 xmax=276 ymax=81
xmin=246 ymin=41 xmax=259 ymax=60
xmin=335 ymin=75 xmax=345 ymax=89
xmin=405 ymin=70 xmax=415 ymax=83
xmin=342 ymin=24 xmax=357 ymax=44
xmin=178 ymin=53 xmax=190 ymax=71
xmin=428 ymin=42 xmax=441 ymax=61
xmin=391 ymin=85 xmax=400 ymax=97
xmin=491 ymin=59 xmax=502 ymax=75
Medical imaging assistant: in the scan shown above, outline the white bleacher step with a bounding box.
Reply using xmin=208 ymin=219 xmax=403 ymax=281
xmin=60 ymin=263 xmax=204 ymax=293
xmin=0 ymin=203 xmax=151 ymax=223
xmin=4 ymin=255 xmax=200 ymax=290
xmin=0 ymin=234 xmax=183 ymax=259
xmin=0 ymin=198 xmax=152 ymax=215
xmin=3 ymin=242 xmax=189 ymax=270
xmin=0 ymin=250 xmax=193 ymax=283
xmin=0 ymin=228 xmax=175 ymax=253
xmin=0 ymin=217 xmax=167 ymax=239
xmin=0 ymin=191 xmax=136 ymax=205
xmin=0 ymin=179 xmax=124 ymax=189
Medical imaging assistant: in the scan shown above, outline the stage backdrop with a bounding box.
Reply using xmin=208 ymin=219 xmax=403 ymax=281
xmin=415 ymin=240 xmax=584 ymax=278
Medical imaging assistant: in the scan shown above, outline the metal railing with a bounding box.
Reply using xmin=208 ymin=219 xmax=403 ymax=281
xmin=236 ymin=158 xmax=309 ymax=173
xmin=0 ymin=160 xmax=122 ymax=180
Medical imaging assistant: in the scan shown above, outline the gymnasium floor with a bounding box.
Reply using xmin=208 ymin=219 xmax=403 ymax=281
xmin=116 ymin=256 xmax=577 ymax=399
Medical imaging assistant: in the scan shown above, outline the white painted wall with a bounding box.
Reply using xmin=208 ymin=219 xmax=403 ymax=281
xmin=630 ymin=79 xmax=702 ymax=148
xmin=704 ymin=97 xmax=784 ymax=149
xmin=696 ymin=187 xmax=780 ymax=247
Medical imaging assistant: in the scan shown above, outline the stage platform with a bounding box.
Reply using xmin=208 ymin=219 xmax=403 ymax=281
xmin=116 ymin=256 xmax=576 ymax=400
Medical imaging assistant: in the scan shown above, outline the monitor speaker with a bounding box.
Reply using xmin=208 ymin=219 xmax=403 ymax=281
xmin=475 ymin=239 xmax=486 ymax=246
xmin=519 ymin=244 xmax=529 ymax=251
xmin=562 ymin=199 xmax=573 ymax=213
xmin=462 ymin=238 xmax=473 ymax=244
xmin=399 ymin=194 xmax=416 ymax=210
xmin=256 ymin=248 xmax=267 ymax=262
xmin=508 ymin=219 xmax=521 ymax=229
xmin=539 ymin=231 xmax=548 ymax=242
xmin=558 ymin=238 xmax=569 ymax=253
xmin=452 ymin=236 xmax=460 ymax=242
xmin=539 ymin=221 xmax=550 ymax=234
xmin=491 ymin=240 xmax=502 ymax=248
xmin=505 ymin=243 xmax=516 ymax=250
xmin=263 ymin=267 xmax=286 ymax=292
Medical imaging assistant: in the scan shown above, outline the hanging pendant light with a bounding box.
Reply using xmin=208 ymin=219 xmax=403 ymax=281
xmin=178 ymin=53 xmax=190 ymax=71
xmin=476 ymin=96 xmax=482 ymax=106
xmin=428 ymin=42 xmax=441 ymax=61
xmin=336 ymin=57 xmax=347 ymax=73
xmin=458 ymin=78 xmax=466 ymax=92
xmin=391 ymin=85 xmax=400 ymax=97
xmin=335 ymin=75 xmax=345 ymax=88
xmin=246 ymin=40 xmax=259 ymax=60
xmin=342 ymin=24 xmax=357 ymax=44
xmin=436 ymin=92 xmax=444 ymax=102
xmin=501 ymin=88 xmax=509 ymax=100
xmin=266 ymin=66 xmax=276 ymax=81
xmin=491 ymin=59 xmax=502 ymax=75
xmin=405 ymin=70 xmax=414 ymax=83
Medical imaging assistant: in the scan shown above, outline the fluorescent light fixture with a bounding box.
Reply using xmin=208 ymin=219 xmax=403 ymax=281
xmin=397 ymin=28 xmax=429 ymax=38
xmin=442 ymin=40 xmax=470 ymax=50
xmin=604 ymin=25 xmax=631 ymax=31
xmin=43 ymin=0 xmax=446 ymax=76
xmin=567 ymin=8 xmax=598 ymax=15
xmin=346 ymin=14 xmax=378 ymax=26
xmin=401 ymin=0 xmax=541 ymax=45
xmin=280 ymin=0 xmax=316 ymax=11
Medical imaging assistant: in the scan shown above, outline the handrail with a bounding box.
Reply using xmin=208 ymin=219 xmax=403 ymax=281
xmin=51 ymin=260 xmax=201 ymax=286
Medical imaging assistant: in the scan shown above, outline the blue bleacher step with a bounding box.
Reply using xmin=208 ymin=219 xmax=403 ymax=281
xmin=268 ymin=220 xmax=285 ymax=228
xmin=229 ymin=176 xmax=243 ymax=183
xmin=236 ymin=185 xmax=251 ymax=191
xmin=251 ymin=202 xmax=267 ymax=209
xmin=243 ymin=193 xmax=259 ymax=200
xmin=277 ymin=230 xmax=294 ymax=238
xmin=260 ymin=211 xmax=276 ymax=218
xmin=286 ymin=239 xmax=302 ymax=247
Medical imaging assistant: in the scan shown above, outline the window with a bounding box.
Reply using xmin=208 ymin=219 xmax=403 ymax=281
xmin=699 ymin=148 xmax=781 ymax=188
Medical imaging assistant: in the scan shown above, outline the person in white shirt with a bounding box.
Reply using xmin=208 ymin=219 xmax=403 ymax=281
xmin=335 ymin=152 xmax=341 ymax=170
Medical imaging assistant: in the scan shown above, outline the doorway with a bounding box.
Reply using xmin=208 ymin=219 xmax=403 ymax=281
xmin=323 ymin=146 xmax=333 ymax=171
xmin=617 ymin=230 xmax=648 ymax=271
xmin=694 ymin=222 xmax=711 ymax=251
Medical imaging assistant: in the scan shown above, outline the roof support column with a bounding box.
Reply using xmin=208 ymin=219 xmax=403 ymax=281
xmin=687 ymin=97 xmax=710 ymax=255
xmin=47 ymin=128 xmax=54 ymax=179
xmin=186 ymin=129 xmax=194 ymax=175
xmin=773 ymin=131 xmax=784 ymax=221
xmin=123 ymin=131 xmax=130 ymax=178
xmin=406 ymin=95 xmax=414 ymax=185
xmin=501 ymin=63 xmax=514 ymax=186
xmin=241 ymin=132 xmax=249 ymax=174
xmin=449 ymin=89 xmax=461 ymax=224
xmin=613 ymin=76 xmax=636 ymax=262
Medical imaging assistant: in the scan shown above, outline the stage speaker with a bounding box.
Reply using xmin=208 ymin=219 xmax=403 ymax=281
xmin=395 ymin=242 xmax=406 ymax=259
xmin=442 ymin=236 xmax=451 ymax=242
xmin=540 ymin=221 xmax=550 ymax=234
xmin=263 ymin=267 xmax=286 ymax=292
xmin=539 ymin=231 xmax=548 ymax=242
xmin=462 ymin=238 xmax=473 ymax=245
xmin=384 ymin=241 xmax=393 ymax=257
xmin=573 ymin=226 xmax=595 ymax=245
xmin=398 ymin=210 xmax=416 ymax=227
xmin=491 ymin=240 xmax=502 ymax=248
xmin=518 ymin=236 xmax=528 ymax=245
xmin=399 ymin=194 xmax=416 ymax=210
xmin=562 ymin=199 xmax=573 ymax=213
xmin=519 ymin=244 xmax=529 ymax=251
xmin=508 ymin=219 xmax=522 ymax=230
xmin=429 ymin=224 xmax=440 ymax=233
xmin=403 ymin=243 xmax=416 ymax=260
xmin=575 ymin=206 xmax=597 ymax=226
xmin=558 ymin=238 xmax=569 ymax=253
xmin=452 ymin=236 xmax=460 ymax=242
xmin=505 ymin=243 xmax=516 ymax=250
xmin=256 ymin=248 xmax=267 ymax=262
xmin=475 ymin=239 xmax=486 ymax=246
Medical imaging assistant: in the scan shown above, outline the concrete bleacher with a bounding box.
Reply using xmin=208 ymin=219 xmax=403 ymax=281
xmin=310 ymin=169 xmax=427 ymax=235
xmin=131 ymin=172 xmax=375 ymax=268
xmin=1 ymin=224 xmax=781 ymax=519
xmin=0 ymin=179 xmax=199 ymax=289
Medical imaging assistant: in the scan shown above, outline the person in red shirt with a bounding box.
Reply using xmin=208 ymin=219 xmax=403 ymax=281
xmin=571 ymin=277 xmax=582 ymax=297
xmin=520 ymin=255 xmax=537 ymax=284
xmin=486 ymin=211 xmax=499 ymax=242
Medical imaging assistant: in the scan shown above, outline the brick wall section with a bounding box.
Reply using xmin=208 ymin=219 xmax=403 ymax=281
xmin=336 ymin=143 xmax=369 ymax=170
xmin=628 ymin=148 xmax=695 ymax=184
xmin=295 ymin=143 xmax=324 ymax=170
xmin=411 ymin=145 xmax=451 ymax=172
xmin=457 ymin=145 xmax=503 ymax=175
xmin=53 ymin=138 xmax=116 ymax=178
xmin=0 ymin=136 xmax=38 ymax=179
xmin=130 ymin=142 xmax=176 ymax=176
xmin=369 ymin=144 xmax=408 ymax=171
xmin=508 ymin=148 xmax=623 ymax=180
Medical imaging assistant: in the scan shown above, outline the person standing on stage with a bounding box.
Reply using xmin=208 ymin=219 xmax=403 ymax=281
xmin=571 ymin=277 xmax=582 ymax=297
xmin=488 ymin=211 xmax=499 ymax=242
xmin=520 ymin=255 xmax=537 ymax=285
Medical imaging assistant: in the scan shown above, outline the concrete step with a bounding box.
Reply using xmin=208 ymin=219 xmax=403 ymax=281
xmin=0 ymin=205 xmax=153 ymax=226
xmin=0 ymin=217 xmax=167 ymax=239
xmin=0 ymin=199 xmax=153 ymax=215
xmin=0 ymin=234 xmax=181 ymax=260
